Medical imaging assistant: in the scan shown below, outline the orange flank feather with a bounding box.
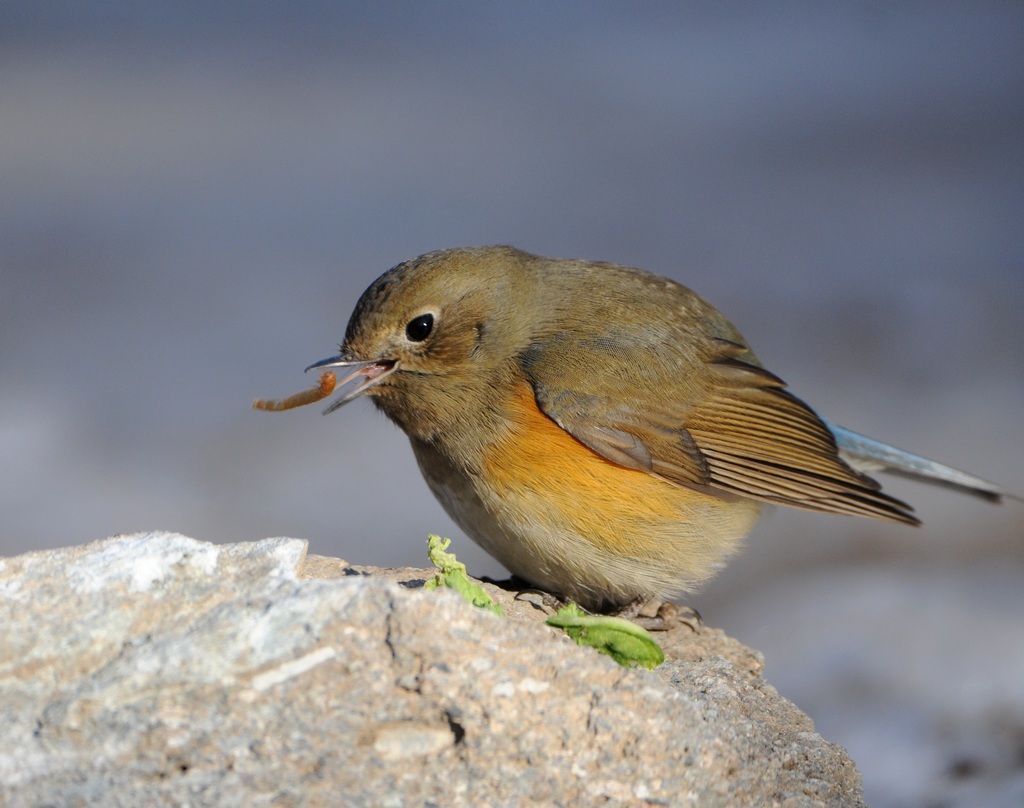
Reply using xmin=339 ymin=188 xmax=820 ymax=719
xmin=481 ymin=383 xmax=753 ymax=562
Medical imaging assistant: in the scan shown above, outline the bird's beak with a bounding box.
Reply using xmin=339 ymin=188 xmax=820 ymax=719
xmin=304 ymin=354 xmax=398 ymax=414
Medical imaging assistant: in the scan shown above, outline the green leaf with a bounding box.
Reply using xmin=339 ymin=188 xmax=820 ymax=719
xmin=424 ymin=535 xmax=503 ymax=616
xmin=546 ymin=605 xmax=665 ymax=669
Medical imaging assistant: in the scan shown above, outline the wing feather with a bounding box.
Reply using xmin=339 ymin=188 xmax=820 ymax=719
xmin=521 ymin=313 xmax=918 ymax=525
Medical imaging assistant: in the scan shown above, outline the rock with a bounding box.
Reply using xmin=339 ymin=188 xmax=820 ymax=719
xmin=0 ymin=532 xmax=863 ymax=807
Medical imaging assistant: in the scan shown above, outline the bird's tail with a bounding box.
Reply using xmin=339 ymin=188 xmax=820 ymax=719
xmin=826 ymin=421 xmax=1016 ymax=503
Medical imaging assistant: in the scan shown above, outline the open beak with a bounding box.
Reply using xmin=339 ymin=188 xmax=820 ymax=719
xmin=304 ymin=354 xmax=398 ymax=414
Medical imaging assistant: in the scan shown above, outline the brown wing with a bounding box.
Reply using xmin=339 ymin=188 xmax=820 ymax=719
xmin=522 ymin=330 xmax=918 ymax=526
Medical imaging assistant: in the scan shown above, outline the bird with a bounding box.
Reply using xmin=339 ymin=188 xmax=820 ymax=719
xmin=303 ymin=245 xmax=1013 ymax=612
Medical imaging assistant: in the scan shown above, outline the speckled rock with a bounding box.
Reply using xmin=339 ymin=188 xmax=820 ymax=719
xmin=0 ymin=532 xmax=863 ymax=807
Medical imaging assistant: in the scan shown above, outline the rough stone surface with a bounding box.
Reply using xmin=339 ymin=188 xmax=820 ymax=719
xmin=0 ymin=533 xmax=864 ymax=807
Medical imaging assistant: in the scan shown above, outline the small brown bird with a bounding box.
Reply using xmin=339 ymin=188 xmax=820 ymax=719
xmin=303 ymin=246 xmax=1011 ymax=611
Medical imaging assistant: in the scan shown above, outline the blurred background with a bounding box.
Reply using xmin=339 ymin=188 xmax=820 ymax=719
xmin=2 ymin=3 xmax=1022 ymax=805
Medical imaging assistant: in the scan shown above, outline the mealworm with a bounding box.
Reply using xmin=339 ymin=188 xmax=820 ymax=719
xmin=253 ymin=371 xmax=337 ymax=412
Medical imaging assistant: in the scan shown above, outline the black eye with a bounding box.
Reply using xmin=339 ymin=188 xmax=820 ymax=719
xmin=405 ymin=313 xmax=434 ymax=342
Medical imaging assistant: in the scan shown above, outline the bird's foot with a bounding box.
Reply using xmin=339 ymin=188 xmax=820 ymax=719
xmin=618 ymin=598 xmax=702 ymax=633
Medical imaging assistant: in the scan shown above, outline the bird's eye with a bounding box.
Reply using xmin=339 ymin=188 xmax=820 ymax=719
xmin=405 ymin=313 xmax=434 ymax=342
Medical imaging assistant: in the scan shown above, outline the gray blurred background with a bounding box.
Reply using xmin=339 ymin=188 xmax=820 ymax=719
xmin=2 ymin=3 xmax=1022 ymax=806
